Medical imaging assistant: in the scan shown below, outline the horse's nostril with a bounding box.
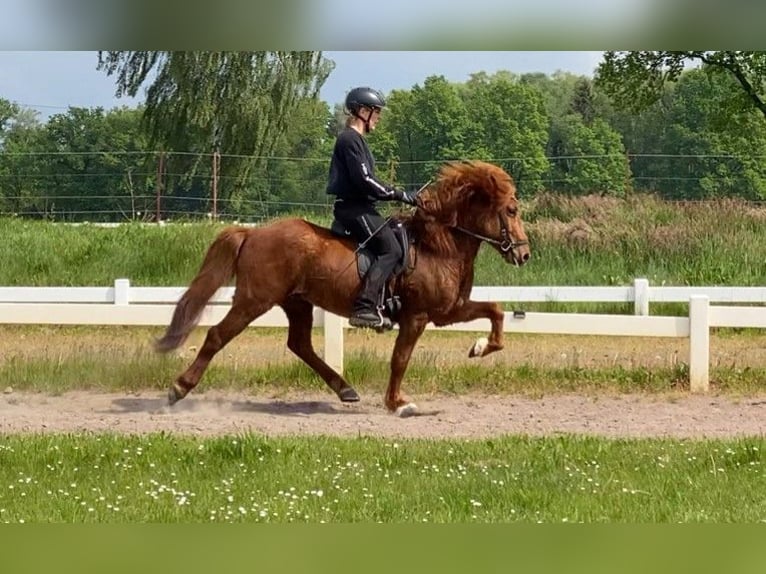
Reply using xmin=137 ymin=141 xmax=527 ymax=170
xmin=522 ymin=252 xmax=530 ymax=262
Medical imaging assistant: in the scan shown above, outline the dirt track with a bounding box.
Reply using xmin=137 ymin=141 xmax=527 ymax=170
xmin=2 ymin=327 xmax=766 ymax=439
xmin=2 ymin=389 xmax=766 ymax=439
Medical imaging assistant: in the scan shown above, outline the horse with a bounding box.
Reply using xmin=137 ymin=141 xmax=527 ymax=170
xmin=155 ymin=160 xmax=531 ymax=416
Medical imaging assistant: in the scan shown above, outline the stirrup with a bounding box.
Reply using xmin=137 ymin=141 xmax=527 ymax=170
xmin=374 ymin=316 xmax=394 ymax=332
xmin=349 ymin=310 xmax=392 ymax=332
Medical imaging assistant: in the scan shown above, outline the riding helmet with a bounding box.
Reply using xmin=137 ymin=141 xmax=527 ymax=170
xmin=345 ymin=87 xmax=386 ymax=113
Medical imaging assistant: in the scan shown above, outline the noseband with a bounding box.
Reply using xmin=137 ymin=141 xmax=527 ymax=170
xmin=453 ymin=213 xmax=528 ymax=253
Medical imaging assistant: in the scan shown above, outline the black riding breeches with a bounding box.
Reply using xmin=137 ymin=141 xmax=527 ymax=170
xmin=334 ymin=202 xmax=403 ymax=312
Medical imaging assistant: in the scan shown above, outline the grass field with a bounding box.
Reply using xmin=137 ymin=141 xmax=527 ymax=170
xmin=0 ymin=432 xmax=763 ymax=523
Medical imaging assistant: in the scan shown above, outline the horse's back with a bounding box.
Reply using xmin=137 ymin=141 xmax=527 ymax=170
xmin=235 ymin=217 xmax=351 ymax=267
xmin=255 ymin=217 xmax=324 ymax=234
xmin=264 ymin=217 xmax=344 ymax=245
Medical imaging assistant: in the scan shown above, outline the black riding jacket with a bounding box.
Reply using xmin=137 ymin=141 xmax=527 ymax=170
xmin=326 ymin=127 xmax=397 ymax=203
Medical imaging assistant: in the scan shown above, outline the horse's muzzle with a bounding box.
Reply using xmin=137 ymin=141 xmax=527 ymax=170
xmin=506 ymin=245 xmax=531 ymax=266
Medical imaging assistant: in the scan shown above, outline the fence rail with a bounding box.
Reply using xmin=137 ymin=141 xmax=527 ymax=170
xmin=1 ymin=278 xmax=765 ymax=393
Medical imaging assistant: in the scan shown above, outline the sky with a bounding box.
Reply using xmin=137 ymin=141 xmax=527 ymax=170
xmin=0 ymin=51 xmax=604 ymax=121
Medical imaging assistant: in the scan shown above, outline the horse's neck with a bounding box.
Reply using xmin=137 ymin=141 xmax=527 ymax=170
xmin=412 ymin=221 xmax=482 ymax=269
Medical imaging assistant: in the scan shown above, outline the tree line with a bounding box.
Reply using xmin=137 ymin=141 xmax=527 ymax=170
xmin=1 ymin=51 xmax=765 ymax=222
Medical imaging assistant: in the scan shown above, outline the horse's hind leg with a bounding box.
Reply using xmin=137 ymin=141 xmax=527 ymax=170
xmin=168 ymin=299 xmax=269 ymax=405
xmin=282 ymin=296 xmax=360 ymax=403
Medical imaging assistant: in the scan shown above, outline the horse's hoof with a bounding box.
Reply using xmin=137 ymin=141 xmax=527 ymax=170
xmin=394 ymin=403 xmax=419 ymax=418
xmin=469 ymin=337 xmax=489 ymax=358
xmin=338 ymin=387 xmax=360 ymax=403
xmin=167 ymin=384 xmax=186 ymax=406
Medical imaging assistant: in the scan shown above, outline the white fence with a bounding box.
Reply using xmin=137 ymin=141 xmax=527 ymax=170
xmin=1 ymin=278 xmax=765 ymax=393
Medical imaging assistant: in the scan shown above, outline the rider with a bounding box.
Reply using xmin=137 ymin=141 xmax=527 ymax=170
xmin=327 ymin=86 xmax=418 ymax=330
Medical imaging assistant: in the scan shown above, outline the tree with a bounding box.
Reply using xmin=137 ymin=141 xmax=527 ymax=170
xmin=97 ymin=51 xmax=334 ymax=204
xmin=405 ymin=76 xmax=473 ymax=186
xmin=41 ymin=106 xmax=152 ymax=220
xmin=651 ymin=70 xmax=766 ymax=199
xmin=548 ymin=115 xmax=631 ymax=196
xmin=0 ymin=105 xmax=45 ymax=216
xmin=463 ymin=71 xmax=549 ymax=194
xmin=0 ymin=98 xmax=20 ymax=147
xmin=260 ymin=98 xmax=335 ymax=217
xmin=372 ymin=89 xmax=417 ymax=187
xmin=375 ymin=77 xmax=473 ymax=190
xmin=601 ymin=67 xmax=766 ymax=200
xmin=595 ymin=51 xmax=766 ymax=120
xmin=596 ymin=52 xmax=766 ymax=199
xmin=571 ymin=77 xmax=596 ymax=125
xmin=522 ymin=71 xmax=629 ymax=194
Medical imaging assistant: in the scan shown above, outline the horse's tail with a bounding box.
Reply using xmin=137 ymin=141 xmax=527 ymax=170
xmin=155 ymin=226 xmax=249 ymax=353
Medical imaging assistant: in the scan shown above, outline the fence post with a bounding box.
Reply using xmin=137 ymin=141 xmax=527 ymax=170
xmin=323 ymin=310 xmax=345 ymax=375
xmin=688 ymin=295 xmax=710 ymax=393
xmin=633 ymin=277 xmax=649 ymax=316
xmin=155 ymin=152 xmax=165 ymax=223
xmin=114 ymin=278 xmax=130 ymax=306
xmin=211 ymin=150 xmax=220 ymax=220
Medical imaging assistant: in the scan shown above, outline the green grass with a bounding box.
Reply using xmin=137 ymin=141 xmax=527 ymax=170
xmin=1 ymin=195 xmax=765 ymax=296
xmin=3 ymin=346 xmax=766 ymax=396
xmin=1 ymin=324 xmax=764 ymax=396
xmin=0 ymin=218 xmax=224 ymax=286
xmin=0 ymin=433 xmax=763 ymax=523
xmin=479 ymin=193 xmax=766 ymax=292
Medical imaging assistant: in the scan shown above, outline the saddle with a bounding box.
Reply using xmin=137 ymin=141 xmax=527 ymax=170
xmin=329 ymin=217 xmax=411 ymax=321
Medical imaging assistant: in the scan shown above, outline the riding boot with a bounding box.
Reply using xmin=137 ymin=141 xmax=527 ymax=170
xmin=350 ymin=267 xmax=393 ymax=331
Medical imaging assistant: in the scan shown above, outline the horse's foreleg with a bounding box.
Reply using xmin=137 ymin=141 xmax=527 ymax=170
xmin=169 ymin=300 xmax=267 ymax=405
xmin=447 ymin=300 xmax=506 ymax=358
xmin=282 ymin=297 xmax=359 ymax=403
xmin=386 ymin=313 xmax=428 ymax=416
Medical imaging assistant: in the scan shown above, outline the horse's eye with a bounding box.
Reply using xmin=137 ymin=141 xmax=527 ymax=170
xmin=507 ymin=207 xmax=518 ymax=217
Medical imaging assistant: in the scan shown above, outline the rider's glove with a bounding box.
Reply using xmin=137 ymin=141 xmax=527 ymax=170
xmin=393 ymin=188 xmax=418 ymax=206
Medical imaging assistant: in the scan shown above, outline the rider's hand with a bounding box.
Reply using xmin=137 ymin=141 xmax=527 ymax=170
xmin=394 ymin=188 xmax=418 ymax=206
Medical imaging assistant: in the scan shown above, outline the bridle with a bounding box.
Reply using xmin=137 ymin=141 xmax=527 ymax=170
xmin=453 ymin=213 xmax=528 ymax=253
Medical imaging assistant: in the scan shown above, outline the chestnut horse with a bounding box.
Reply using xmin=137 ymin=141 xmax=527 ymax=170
xmin=155 ymin=160 xmax=530 ymax=416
